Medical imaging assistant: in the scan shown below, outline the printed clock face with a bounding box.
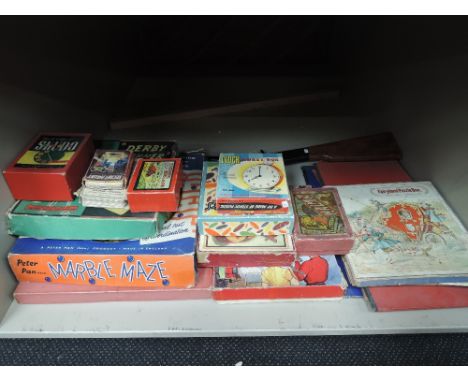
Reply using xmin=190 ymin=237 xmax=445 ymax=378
xmin=242 ymin=164 xmax=282 ymax=190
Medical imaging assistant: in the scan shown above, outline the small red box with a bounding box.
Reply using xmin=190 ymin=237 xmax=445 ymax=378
xmin=127 ymin=158 xmax=183 ymax=212
xmin=3 ymin=133 xmax=94 ymax=201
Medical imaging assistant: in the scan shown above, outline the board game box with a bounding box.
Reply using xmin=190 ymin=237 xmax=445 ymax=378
xmin=212 ymin=255 xmax=346 ymax=301
xmin=337 ymin=181 xmax=468 ymax=287
xmin=198 ymin=162 xmax=295 ymax=236
xmin=7 ymin=199 xmax=169 ymax=240
xmin=8 ymin=171 xmax=202 ymax=288
xmin=13 ymin=268 xmax=212 ymax=304
xmin=216 ymin=153 xmax=290 ymax=213
xmin=127 ymin=158 xmax=183 ymax=212
xmin=197 ymin=234 xmax=296 ymax=267
xmin=3 ymin=133 xmax=94 ymax=201
xmin=291 ymin=186 xmax=354 ymax=255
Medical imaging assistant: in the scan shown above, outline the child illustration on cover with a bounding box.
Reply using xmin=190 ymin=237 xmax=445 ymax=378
xmin=293 ymin=256 xmax=329 ymax=285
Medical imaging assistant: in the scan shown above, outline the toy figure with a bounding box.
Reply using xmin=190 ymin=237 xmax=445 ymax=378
xmin=293 ymin=256 xmax=329 ymax=285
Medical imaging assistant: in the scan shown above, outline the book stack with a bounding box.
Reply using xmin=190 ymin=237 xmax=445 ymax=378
xmin=197 ymin=153 xmax=347 ymax=301
xmin=316 ymin=160 xmax=468 ymax=311
xmin=78 ymin=150 xmax=134 ymax=209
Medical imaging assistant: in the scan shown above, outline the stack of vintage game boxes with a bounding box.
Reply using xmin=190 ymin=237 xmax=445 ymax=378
xmin=196 ymin=153 xmax=349 ymax=301
xmin=3 ymin=133 xmax=211 ymax=303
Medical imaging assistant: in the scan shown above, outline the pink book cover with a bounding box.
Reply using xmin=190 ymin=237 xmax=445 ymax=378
xmin=14 ymin=268 xmax=212 ymax=304
xmin=317 ymin=160 xmax=412 ymax=186
xmin=291 ymin=186 xmax=354 ymax=255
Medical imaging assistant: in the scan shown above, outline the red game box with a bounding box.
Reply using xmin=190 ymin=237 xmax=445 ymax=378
xmin=3 ymin=133 xmax=94 ymax=201
xmin=127 ymin=158 xmax=183 ymax=212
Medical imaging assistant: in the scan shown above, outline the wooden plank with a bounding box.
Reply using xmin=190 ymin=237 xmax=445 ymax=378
xmin=110 ymin=90 xmax=340 ymax=130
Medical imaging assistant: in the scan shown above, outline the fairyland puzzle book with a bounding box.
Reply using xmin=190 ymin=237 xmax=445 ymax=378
xmin=198 ymin=162 xmax=294 ymax=236
xmin=216 ymin=153 xmax=290 ymax=212
xmin=337 ymin=181 xmax=468 ymax=286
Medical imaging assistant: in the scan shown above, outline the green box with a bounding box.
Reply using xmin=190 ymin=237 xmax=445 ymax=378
xmin=7 ymin=199 xmax=170 ymax=240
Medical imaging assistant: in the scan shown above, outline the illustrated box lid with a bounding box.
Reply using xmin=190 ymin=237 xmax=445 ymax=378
xmin=216 ymin=153 xmax=290 ymax=201
xmin=291 ymin=186 xmax=354 ymax=255
xmin=198 ymin=162 xmax=295 ymax=236
xmin=4 ymin=132 xmax=93 ymax=175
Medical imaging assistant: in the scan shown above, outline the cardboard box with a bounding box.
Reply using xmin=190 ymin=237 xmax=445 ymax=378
xmin=127 ymin=158 xmax=183 ymax=212
xmin=212 ymin=256 xmax=346 ymax=301
xmin=3 ymin=133 xmax=94 ymax=201
xmin=7 ymin=199 xmax=170 ymax=240
xmin=197 ymin=234 xmax=296 ymax=267
xmin=8 ymin=237 xmax=196 ymax=288
xmin=198 ymin=162 xmax=295 ymax=236
xmin=291 ymin=186 xmax=354 ymax=255
xmin=14 ymin=268 xmax=212 ymax=304
xmin=216 ymin=153 xmax=290 ymax=213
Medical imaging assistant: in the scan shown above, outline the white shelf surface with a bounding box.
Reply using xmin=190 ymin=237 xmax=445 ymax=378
xmin=1 ymin=298 xmax=468 ymax=338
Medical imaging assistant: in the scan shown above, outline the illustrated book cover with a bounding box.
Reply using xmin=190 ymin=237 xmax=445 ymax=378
xmin=216 ymin=153 xmax=290 ymax=213
xmin=212 ymin=255 xmax=346 ymax=301
xmin=197 ymin=234 xmax=296 ymax=267
xmin=337 ymin=181 xmax=468 ymax=286
xmin=3 ymin=133 xmax=94 ymax=201
xmin=198 ymin=161 xmax=295 ymax=236
xmin=291 ymin=186 xmax=354 ymax=255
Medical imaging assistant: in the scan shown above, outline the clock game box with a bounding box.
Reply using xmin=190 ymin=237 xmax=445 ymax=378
xmin=197 ymin=234 xmax=296 ymax=267
xmin=291 ymin=186 xmax=354 ymax=256
xmin=3 ymin=133 xmax=94 ymax=201
xmin=127 ymin=158 xmax=183 ymax=212
xmin=198 ymin=162 xmax=295 ymax=236
xmin=216 ymin=153 xmax=290 ymax=213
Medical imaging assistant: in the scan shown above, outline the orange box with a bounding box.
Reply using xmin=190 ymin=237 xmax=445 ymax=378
xmin=3 ymin=133 xmax=94 ymax=201
xmin=8 ymin=238 xmax=196 ymax=288
xmin=127 ymin=158 xmax=183 ymax=212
